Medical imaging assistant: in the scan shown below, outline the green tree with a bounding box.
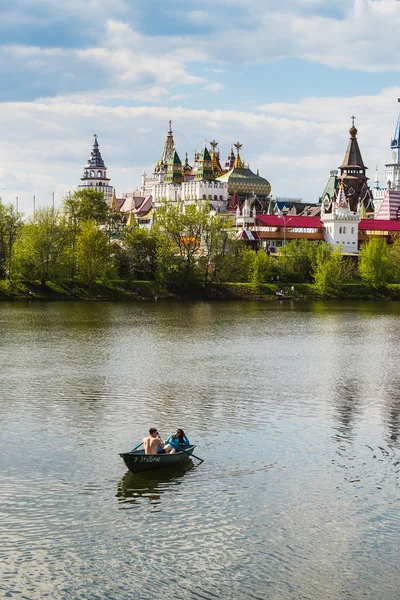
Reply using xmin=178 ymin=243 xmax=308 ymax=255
xmin=12 ymin=208 xmax=72 ymax=286
xmin=280 ymin=239 xmax=320 ymax=283
xmin=0 ymin=201 xmax=23 ymax=278
xmin=76 ymin=220 xmax=116 ymax=287
xmin=313 ymin=245 xmax=350 ymax=297
xmin=121 ymin=227 xmax=158 ymax=280
xmin=154 ymin=201 xmax=206 ymax=291
xmin=64 ymin=188 xmax=109 ymax=225
xmin=155 ymin=200 xmax=237 ymax=292
xmin=359 ymin=237 xmax=395 ymax=289
xmin=248 ymin=249 xmax=274 ymax=291
xmin=200 ymin=212 xmax=235 ymax=288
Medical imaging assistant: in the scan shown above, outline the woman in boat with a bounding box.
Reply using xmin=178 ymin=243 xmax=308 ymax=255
xmin=164 ymin=429 xmax=190 ymax=454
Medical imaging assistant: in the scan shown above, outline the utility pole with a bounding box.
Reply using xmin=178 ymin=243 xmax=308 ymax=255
xmin=33 ymin=195 xmax=36 ymax=217
xmin=16 ymin=196 xmax=18 ymax=213
xmin=52 ymin=192 xmax=55 ymax=209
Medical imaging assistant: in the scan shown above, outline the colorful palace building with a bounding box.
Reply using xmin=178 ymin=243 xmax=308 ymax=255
xmin=77 ymin=105 xmax=400 ymax=252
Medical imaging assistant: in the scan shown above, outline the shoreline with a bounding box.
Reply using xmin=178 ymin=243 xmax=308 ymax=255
xmin=1 ymin=280 xmax=400 ymax=302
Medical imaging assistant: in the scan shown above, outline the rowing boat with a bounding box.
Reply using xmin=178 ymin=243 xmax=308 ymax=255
xmin=119 ymin=445 xmax=195 ymax=473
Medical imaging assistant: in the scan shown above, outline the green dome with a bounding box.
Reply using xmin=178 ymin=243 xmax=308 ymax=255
xmin=217 ymin=166 xmax=271 ymax=197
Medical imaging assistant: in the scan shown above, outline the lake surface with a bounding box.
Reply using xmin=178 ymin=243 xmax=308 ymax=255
xmin=0 ymin=300 xmax=399 ymax=599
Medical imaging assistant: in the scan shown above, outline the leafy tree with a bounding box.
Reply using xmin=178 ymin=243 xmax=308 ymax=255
xmin=121 ymin=227 xmax=158 ymax=280
xmin=154 ymin=200 xmax=238 ymax=292
xmin=200 ymin=213 xmax=235 ymax=288
xmin=313 ymin=245 xmax=350 ymax=297
xmin=76 ymin=220 xmax=116 ymax=287
xmin=154 ymin=201 xmax=207 ymax=291
xmin=248 ymin=249 xmax=274 ymax=291
xmin=12 ymin=208 xmax=72 ymax=286
xmin=280 ymin=239 xmax=320 ymax=283
xmin=64 ymin=188 xmax=109 ymax=225
xmin=0 ymin=201 xmax=23 ymax=278
xmin=359 ymin=237 xmax=395 ymax=289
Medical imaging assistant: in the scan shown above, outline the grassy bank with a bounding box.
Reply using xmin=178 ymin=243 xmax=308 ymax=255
xmin=2 ymin=279 xmax=400 ymax=302
xmin=0 ymin=279 xmax=170 ymax=301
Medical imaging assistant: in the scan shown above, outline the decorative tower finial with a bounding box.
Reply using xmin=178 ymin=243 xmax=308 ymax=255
xmin=234 ymin=142 xmax=244 ymax=168
xmin=168 ymin=120 xmax=172 ymax=133
xmin=210 ymin=140 xmax=218 ymax=151
xmin=350 ymin=116 xmax=357 ymax=139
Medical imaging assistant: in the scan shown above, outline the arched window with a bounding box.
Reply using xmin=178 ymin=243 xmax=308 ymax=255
xmin=98 ymin=171 xmax=102 ymax=177
xmin=90 ymin=171 xmax=94 ymax=177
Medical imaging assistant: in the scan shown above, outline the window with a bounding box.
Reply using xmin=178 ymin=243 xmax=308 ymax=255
xmin=343 ymin=227 xmax=346 ymax=233
xmin=98 ymin=171 xmax=102 ymax=177
xmin=339 ymin=227 xmax=342 ymax=234
xmin=351 ymin=227 xmax=354 ymax=234
xmin=90 ymin=171 xmax=94 ymax=177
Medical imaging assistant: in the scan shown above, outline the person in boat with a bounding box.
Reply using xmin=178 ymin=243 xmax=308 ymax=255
xmin=164 ymin=429 xmax=190 ymax=454
xmin=143 ymin=428 xmax=165 ymax=455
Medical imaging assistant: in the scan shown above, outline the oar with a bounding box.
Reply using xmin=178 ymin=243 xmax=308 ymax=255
xmin=180 ymin=446 xmax=204 ymax=465
xmin=130 ymin=441 xmax=144 ymax=452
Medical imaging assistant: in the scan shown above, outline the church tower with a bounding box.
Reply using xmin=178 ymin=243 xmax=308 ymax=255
xmin=338 ymin=118 xmax=373 ymax=213
xmin=79 ymin=135 xmax=113 ymax=204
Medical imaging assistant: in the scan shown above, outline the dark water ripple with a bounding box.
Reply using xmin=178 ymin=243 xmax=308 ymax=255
xmin=1 ymin=301 xmax=400 ymax=599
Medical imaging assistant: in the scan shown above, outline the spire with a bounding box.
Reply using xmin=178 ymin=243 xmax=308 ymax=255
xmin=267 ymin=199 xmax=274 ymax=215
xmin=182 ymin=152 xmax=192 ymax=174
xmin=374 ymin=166 xmax=379 ymax=189
xmin=85 ymin=134 xmax=106 ymax=169
xmin=340 ymin=117 xmax=365 ymax=169
xmin=210 ymin=140 xmax=222 ymax=177
xmin=233 ymin=142 xmax=244 ymax=169
xmin=336 ymin=182 xmax=348 ymax=209
xmin=390 ymin=106 xmax=400 ymax=165
xmin=109 ymin=188 xmax=119 ymax=211
xmin=160 ymin=120 xmax=175 ymax=167
xmin=224 ymin=147 xmax=235 ymax=171
xmin=127 ymin=212 xmax=136 ymax=227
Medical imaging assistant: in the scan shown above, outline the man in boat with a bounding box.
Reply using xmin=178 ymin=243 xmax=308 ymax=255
xmin=164 ymin=429 xmax=190 ymax=454
xmin=143 ymin=428 xmax=165 ymax=455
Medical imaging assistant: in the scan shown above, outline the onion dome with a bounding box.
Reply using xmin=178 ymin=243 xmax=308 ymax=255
xmin=217 ymin=143 xmax=271 ymax=197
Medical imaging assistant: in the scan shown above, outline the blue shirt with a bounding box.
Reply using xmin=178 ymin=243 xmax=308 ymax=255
xmin=165 ymin=434 xmax=190 ymax=449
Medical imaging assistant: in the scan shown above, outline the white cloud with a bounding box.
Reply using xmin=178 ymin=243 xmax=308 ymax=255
xmin=204 ymin=83 xmax=224 ymax=92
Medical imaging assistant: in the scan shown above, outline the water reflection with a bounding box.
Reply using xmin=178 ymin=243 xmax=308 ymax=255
xmin=2 ymin=301 xmax=400 ymax=599
xmin=116 ymin=462 xmax=194 ymax=508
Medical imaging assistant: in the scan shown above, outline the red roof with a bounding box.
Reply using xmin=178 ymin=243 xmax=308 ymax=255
xmin=256 ymin=215 xmax=322 ymax=228
xmin=359 ymin=219 xmax=400 ymax=231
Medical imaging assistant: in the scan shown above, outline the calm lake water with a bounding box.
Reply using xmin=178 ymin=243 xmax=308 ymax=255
xmin=0 ymin=300 xmax=399 ymax=599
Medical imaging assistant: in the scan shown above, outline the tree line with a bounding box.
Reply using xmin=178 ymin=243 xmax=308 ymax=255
xmin=1 ymin=189 xmax=400 ymax=296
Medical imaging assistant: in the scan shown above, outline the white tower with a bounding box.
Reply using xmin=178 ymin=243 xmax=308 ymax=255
xmin=79 ymin=135 xmax=113 ymax=204
xmin=385 ymin=113 xmax=400 ymax=191
xmin=321 ymin=184 xmax=360 ymax=253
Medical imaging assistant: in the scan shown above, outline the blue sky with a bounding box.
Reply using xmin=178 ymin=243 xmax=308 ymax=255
xmin=1 ymin=0 xmax=400 ymax=212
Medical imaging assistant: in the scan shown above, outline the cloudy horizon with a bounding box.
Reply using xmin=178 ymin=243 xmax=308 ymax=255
xmin=1 ymin=0 xmax=400 ymax=213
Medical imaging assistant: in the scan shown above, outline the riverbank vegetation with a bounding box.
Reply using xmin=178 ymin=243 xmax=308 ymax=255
xmin=2 ymin=192 xmax=400 ymax=301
